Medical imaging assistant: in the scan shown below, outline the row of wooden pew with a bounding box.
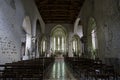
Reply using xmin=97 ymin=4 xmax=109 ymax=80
xmin=0 ymin=57 xmax=55 ymax=79
xmin=64 ymin=57 xmax=120 ymax=80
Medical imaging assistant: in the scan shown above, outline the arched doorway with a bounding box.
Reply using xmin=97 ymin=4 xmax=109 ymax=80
xmin=22 ymin=16 xmax=32 ymax=60
xmin=87 ymin=17 xmax=98 ymax=59
xmin=35 ymin=20 xmax=41 ymax=58
xmin=72 ymin=35 xmax=81 ymax=57
xmin=32 ymin=20 xmax=41 ymax=58
xmin=74 ymin=18 xmax=83 ymax=57
xmin=50 ymin=25 xmax=67 ymax=57
xmin=40 ymin=36 xmax=47 ymax=57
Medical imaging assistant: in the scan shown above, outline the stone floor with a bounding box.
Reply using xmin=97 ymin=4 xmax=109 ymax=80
xmin=44 ymin=57 xmax=76 ymax=80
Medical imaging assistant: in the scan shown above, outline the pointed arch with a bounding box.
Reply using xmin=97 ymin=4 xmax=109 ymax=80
xmin=50 ymin=25 xmax=67 ymax=55
xmin=87 ymin=17 xmax=98 ymax=59
xmin=21 ymin=16 xmax=32 ymax=60
xmin=74 ymin=18 xmax=83 ymax=38
xmin=51 ymin=25 xmax=67 ymax=36
xmin=32 ymin=19 xmax=42 ymax=58
xmin=72 ymin=34 xmax=82 ymax=57
xmin=22 ymin=16 xmax=31 ymax=35
xmin=40 ymin=35 xmax=47 ymax=57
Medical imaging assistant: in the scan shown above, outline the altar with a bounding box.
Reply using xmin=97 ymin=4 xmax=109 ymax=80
xmin=54 ymin=51 xmax=64 ymax=58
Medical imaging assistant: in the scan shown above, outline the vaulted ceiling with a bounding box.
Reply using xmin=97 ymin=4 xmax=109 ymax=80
xmin=35 ymin=0 xmax=85 ymax=23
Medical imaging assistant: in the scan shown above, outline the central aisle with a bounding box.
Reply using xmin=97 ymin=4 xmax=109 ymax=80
xmin=44 ymin=57 xmax=76 ymax=80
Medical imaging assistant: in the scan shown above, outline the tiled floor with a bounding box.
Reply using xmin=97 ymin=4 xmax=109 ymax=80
xmin=44 ymin=57 xmax=76 ymax=80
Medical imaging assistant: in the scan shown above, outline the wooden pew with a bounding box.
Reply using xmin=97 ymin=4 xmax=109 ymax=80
xmin=0 ymin=57 xmax=55 ymax=79
xmin=64 ymin=57 xmax=117 ymax=80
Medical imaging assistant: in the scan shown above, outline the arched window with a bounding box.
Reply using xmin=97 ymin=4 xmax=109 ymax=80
xmin=88 ymin=17 xmax=98 ymax=59
xmin=62 ymin=37 xmax=64 ymax=51
xmin=22 ymin=16 xmax=32 ymax=60
xmin=54 ymin=37 xmax=56 ymax=51
xmin=51 ymin=25 xmax=67 ymax=54
xmin=41 ymin=37 xmax=47 ymax=55
xmin=43 ymin=40 xmax=46 ymax=52
xmin=58 ymin=37 xmax=60 ymax=50
xmin=91 ymin=28 xmax=97 ymax=49
xmin=72 ymin=35 xmax=81 ymax=56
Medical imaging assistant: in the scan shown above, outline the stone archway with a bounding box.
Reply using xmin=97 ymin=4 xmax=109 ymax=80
xmin=31 ymin=20 xmax=42 ymax=58
xmin=22 ymin=16 xmax=32 ymax=60
xmin=50 ymin=25 xmax=67 ymax=57
xmin=74 ymin=18 xmax=83 ymax=38
xmin=72 ymin=35 xmax=82 ymax=57
xmin=40 ymin=36 xmax=47 ymax=57
xmin=87 ymin=17 xmax=98 ymax=59
xmin=35 ymin=20 xmax=42 ymax=58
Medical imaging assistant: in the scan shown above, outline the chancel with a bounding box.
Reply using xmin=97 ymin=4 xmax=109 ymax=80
xmin=0 ymin=0 xmax=120 ymax=79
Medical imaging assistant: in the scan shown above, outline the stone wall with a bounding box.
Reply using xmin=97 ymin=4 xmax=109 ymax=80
xmin=0 ymin=0 xmax=45 ymax=64
xmin=79 ymin=0 xmax=120 ymax=72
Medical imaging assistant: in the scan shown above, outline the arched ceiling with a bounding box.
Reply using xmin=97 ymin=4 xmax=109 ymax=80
xmin=35 ymin=0 xmax=85 ymax=23
xmin=53 ymin=28 xmax=66 ymax=36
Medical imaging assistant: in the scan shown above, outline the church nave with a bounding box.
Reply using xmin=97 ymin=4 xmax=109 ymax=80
xmin=0 ymin=0 xmax=120 ymax=79
xmin=44 ymin=58 xmax=76 ymax=80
